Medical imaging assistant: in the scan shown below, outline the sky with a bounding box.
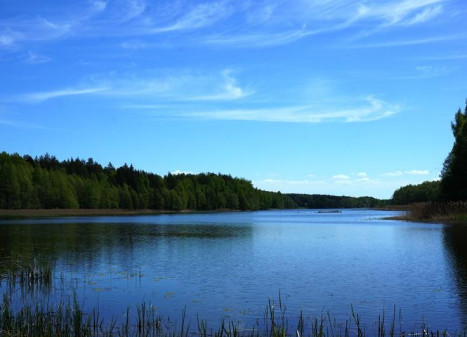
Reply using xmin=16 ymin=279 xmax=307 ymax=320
xmin=0 ymin=0 xmax=466 ymax=199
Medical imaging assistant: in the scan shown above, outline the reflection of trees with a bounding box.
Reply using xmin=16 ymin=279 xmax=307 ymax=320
xmin=0 ymin=221 xmax=254 ymax=269
xmin=443 ymin=224 xmax=467 ymax=329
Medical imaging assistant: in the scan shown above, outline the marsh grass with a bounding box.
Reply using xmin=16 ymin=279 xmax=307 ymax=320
xmin=0 ymin=293 xmax=466 ymax=337
xmin=388 ymin=201 xmax=467 ymax=223
xmin=0 ymin=256 xmax=53 ymax=296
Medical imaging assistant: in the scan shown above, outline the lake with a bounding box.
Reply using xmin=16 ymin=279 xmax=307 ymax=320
xmin=0 ymin=209 xmax=466 ymax=334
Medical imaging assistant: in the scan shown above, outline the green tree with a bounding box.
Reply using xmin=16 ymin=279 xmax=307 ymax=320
xmin=441 ymin=100 xmax=467 ymax=200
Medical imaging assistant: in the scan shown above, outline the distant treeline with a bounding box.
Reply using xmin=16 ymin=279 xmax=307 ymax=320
xmin=0 ymin=152 xmax=295 ymax=211
xmin=288 ymin=193 xmax=388 ymax=209
xmin=0 ymin=152 xmax=389 ymax=211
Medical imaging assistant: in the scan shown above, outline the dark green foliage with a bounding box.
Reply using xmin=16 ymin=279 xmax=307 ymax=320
xmin=288 ymin=193 xmax=388 ymax=209
xmin=391 ymin=180 xmax=441 ymax=205
xmin=441 ymin=100 xmax=467 ymax=200
xmin=0 ymin=152 xmax=295 ymax=211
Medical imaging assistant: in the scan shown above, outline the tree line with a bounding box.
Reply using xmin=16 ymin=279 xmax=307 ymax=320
xmin=391 ymin=99 xmax=467 ymax=205
xmin=0 ymin=152 xmax=389 ymax=211
xmin=288 ymin=193 xmax=387 ymax=209
xmin=0 ymin=152 xmax=295 ymax=211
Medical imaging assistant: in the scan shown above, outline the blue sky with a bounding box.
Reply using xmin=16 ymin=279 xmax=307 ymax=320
xmin=1 ymin=0 xmax=466 ymax=199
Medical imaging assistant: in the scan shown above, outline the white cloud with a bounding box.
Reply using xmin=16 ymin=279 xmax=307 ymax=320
xmin=189 ymin=69 xmax=252 ymax=101
xmin=333 ymin=174 xmax=350 ymax=180
xmin=124 ymin=0 xmax=146 ymax=21
xmin=348 ymin=34 xmax=465 ymax=49
xmin=405 ymin=169 xmax=430 ymax=175
xmin=354 ymin=0 xmax=445 ymax=27
xmin=254 ymin=173 xmax=386 ymax=197
xmin=0 ymin=0 xmax=452 ymax=51
xmin=253 ymin=178 xmax=327 ymax=193
xmin=17 ymin=87 xmax=108 ymax=103
xmin=355 ymin=172 xmax=370 ymax=182
xmin=254 ymin=168 xmax=435 ymax=198
xmin=187 ymin=96 xmax=399 ymax=123
xmin=171 ymin=170 xmax=194 ymax=175
xmin=88 ymin=68 xmax=251 ymax=102
xmin=382 ymin=171 xmax=404 ymax=177
xmin=406 ymin=5 xmax=443 ymax=25
xmin=382 ymin=169 xmax=429 ymax=177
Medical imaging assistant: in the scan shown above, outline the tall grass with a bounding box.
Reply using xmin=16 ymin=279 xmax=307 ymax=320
xmin=408 ymin=201 xmax=467 ymax=222
xmin=0 ymin=293 xmax=466 ymax=337
xmin=1 ymin=261 xmax=465 ymax=337
xmin=0 ymin=256 xmax=53 ymax=296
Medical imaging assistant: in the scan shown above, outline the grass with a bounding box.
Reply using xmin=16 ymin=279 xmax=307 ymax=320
xmin=0 ymin=288 xmax=465 ymax=337
xmin=0 ymin=256 xmax=53 ymax=295
xmin=387 ymin=202 xmax=467 ymax=223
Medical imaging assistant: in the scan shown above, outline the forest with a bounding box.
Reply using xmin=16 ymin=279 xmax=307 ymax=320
xmin=288 ymin=193 xmax=387 ymax=209
xmin=0 ymin=152 xmax=296 ymax=211
xmin=0 ymin=152 xmax=387 ymax=211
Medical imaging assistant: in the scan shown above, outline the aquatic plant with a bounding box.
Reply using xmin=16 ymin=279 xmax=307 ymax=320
xmin=0 ymin=293 xmax=466 ymax=337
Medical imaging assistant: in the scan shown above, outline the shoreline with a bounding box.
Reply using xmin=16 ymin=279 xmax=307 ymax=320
xmin=383 ymin=203 xmax=467 ymax=224
xmin=0 ymin=208 xmax=239 ymax=219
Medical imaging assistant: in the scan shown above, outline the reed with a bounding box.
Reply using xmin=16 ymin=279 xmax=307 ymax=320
xmin=0 ymin=256 xmax=53 ymax=297
xmin=394 ymin=201 xmax=467 ymax=222
xmin=0 ymin=294 xmax=465 ymax=337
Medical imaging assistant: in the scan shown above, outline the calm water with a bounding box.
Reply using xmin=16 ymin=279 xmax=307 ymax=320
xmin=1 ymin=209 xmax=466 ymax=332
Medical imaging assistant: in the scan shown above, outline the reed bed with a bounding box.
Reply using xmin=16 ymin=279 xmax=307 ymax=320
xmin=0 ymin=256 xmax=53 ymax=296
xmin=0 ymin=292 xmax=466 ymax=337
xmin=389 ymin=201 xmax=467 ymax=223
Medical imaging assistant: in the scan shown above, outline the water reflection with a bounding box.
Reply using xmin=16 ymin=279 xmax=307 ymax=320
xmin=0 ymin=221 xmax=254 ymax=263
xmin=443 ymin=224 xmax=467 ymax=329
xmin=0 ymin=211 xmax=466 ymax=333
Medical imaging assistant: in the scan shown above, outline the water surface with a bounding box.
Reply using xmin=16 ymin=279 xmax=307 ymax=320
xmin=0 ymin=209 xmax=466 ymax=332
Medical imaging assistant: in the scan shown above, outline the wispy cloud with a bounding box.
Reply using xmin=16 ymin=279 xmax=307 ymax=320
xmin=254 ymin=172 xmax=384 ymax=197
xmin=189 ymin=69 xmax=252 ymax=100
xmin=152 ymin=2 xmax=233 ymax=33
xmin=0 ymin=0 xmax=452 ymax=51
xmin=16 ymin=87 xmax=108 ymax=103
xmin=382 ymin=169 xmax=430 ymax=177
xmin=406 ymin=169 xmax=430 ymax=175
xmin=382 ymin=171 xmax=403 ymax=177
xmin=0 ymin=29 xmax=22 ymax=49
xmin=186 ymin=96 xmax=399 ymax=123
xmin=6 ymin=68 xmax=251 ymax=105
xmin=333 ymin=174 xmax=350 ymax=180
xmin=203 ymin=28 xmax=315 ymax=48
xmin=348 ymin=34 xmax=465 ymax=49
xmin=406 ymin=4 xmax=443 ymax=24
xmin=24 ymin=51 xmax=51 ymax=64
xmin=88 ymin=69 xmax=251 ymax=101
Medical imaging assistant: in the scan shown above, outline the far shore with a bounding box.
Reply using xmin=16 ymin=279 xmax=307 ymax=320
xmin=0 ymin=208 xmax=228 ymax=219
xmin=2 ymin=206 xmax=466 ymax=224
